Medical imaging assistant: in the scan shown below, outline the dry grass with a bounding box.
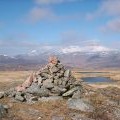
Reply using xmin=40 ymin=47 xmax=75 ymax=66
xmin=0 ymin=71 xmax=30 ymax=82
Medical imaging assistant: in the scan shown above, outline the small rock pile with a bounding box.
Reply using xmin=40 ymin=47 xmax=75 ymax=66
xmin=0 ymin=57 xmax=84 ymax=103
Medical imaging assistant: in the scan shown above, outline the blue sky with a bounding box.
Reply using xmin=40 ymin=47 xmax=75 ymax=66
xmin=0 ymin=0 xmax=120 ymax=55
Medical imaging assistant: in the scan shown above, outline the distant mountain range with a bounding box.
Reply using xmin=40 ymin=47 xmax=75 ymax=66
xmin=0 ymin=45 xmax=120 ymax=70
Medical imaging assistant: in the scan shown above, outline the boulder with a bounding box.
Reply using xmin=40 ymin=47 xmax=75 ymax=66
xmin=0 ymin=104 xmax=8 ymax=118
xmin=26 ymin=85 xmax=50 ymax=97
xmin=62 ymin=86 xmax=80 ymax=97
xmin=43 ymin=79 xmax=54 ymax=89
xmin=0 ymin=92 xmax=4 ymax=99
xmin=67 ymin=98 xmax=94 ymax=112
xmin=15 ymin=93 xmax=25 ymax=102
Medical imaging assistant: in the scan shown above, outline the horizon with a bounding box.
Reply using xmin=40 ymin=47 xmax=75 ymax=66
xmin=0 ymin=0 xmax=120 ymax=55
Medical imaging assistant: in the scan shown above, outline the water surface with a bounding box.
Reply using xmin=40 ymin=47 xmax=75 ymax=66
xmin=82 ymin=77 xmax=113 ymax=83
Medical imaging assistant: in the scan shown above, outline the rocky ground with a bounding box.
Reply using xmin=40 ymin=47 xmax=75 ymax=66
xmin=0 ymin=69 xmax=120 ymax=120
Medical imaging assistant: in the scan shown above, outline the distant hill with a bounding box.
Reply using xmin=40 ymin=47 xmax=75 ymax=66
xmin=0 ymin=45 xmax=120 ymax=70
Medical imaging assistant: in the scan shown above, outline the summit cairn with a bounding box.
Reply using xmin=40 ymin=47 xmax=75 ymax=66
xmin=0 ymin=56 xmax=86 ymax=102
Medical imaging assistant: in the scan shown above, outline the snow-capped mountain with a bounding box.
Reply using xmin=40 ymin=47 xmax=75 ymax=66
xmin=0 ymin=45 xmax=120 ymax=70
xmin=27 ymin=44 xmax=116 ymax=55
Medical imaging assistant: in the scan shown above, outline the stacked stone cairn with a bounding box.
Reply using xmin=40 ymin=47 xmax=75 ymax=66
xmin=0 ymin=58 xmax=86 ymax=102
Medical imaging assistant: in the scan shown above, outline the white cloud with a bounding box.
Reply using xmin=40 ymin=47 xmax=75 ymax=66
xmin=27 ymin=7 xmax=57 ymax=23
xmin=86 ymin=0 xmax=120 ymax=33
xmin=100 ymin=0 xmax=120 ymax=16
xmin=35 ymin=0 xmax=79 ymax=5
xmin=100 ymin=18 xmax=120 ymax=33
xmin=86 ymin=0 xmax=120 ymax=20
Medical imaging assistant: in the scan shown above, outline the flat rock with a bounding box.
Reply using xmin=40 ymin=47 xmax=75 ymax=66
xmin=52 ymin=116 xmax=65 ymax=120
xmin=62 ymin=87 xmax=80 ymax=97
xmin=39 ymin=96 xmax=63 ymax=102
xmin=67 ymin=98 xmax=94 ymax=112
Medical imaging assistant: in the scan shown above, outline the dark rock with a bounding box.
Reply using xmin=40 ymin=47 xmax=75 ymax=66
xmin=67 ymin=98 xmax=94 ymax=112
xmin=0 ymin=104 xmax=7 ymax=118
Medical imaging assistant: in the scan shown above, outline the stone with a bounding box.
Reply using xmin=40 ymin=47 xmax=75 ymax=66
xmin=33 ymin=86 xmax=50 ymax=97
xmin=27 ymin=96 xmax=38 ymax=104
xmin=24 ymin=93 xmax=33 ymax=102
xmin=51 ymin=86 xmax=67 ymax=95
xmin=53 ymin=79 xmax=59 ymax=86
xmin=43 ymin=79 xmax=54 ymax=89
xmin=52 ymin=116 xmax=65 ymax=120
xmin=64 ymin=69 xmax=71 ymax=78
xmin=72 ymin=90 xmax=81 ymax=99
xmin=0 ymin=104 xmax=7 ymax=118
xmin=8 ymin=90 xmax=16 ymax=98
xmin=62 ymin=86 xmax=80 ymax=97
xmin=25 ymin=82 xmax=40 ymax=94
xmin=41 ymin=73 xmax=50 ymax=79
xmin=41 ymin=68 xmax=49 ymax=73
xmin=69 ymin=112 xmax=94 ymax=120
xmin=37 ymin=76 xmax=43 ymax=86
xmin=39 ymin=96 xmax=63 ymax=102
xmin=50 ymin=66 xmax=60 ymax=73
xmin=4 ymin=88 xmax=16 ymax=96
xmin=67 ymin=98 xmax=94 ymax=112
xmin=113 ymin=108 xmax=120 ymax=119
xmin=15 ymin=94 xmax=25 ymax=102
xmin=57 ymin=63 xmax=64 ymax=69
xmin=0 ymin=92 xmax=4 ymax=99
